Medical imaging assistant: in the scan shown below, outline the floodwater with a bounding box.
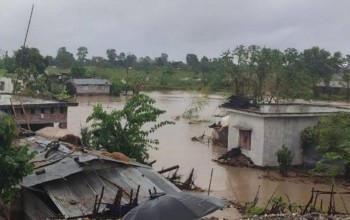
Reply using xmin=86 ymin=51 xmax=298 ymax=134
xmin=67 ymin=91 xmax=350 ymax=219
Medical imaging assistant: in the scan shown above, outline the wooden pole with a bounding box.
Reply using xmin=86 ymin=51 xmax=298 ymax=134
xmin=207 ymin=168 xmax=213 ymax=196
xmin=263 ymin=184 xmax=280 ymax=213
xmin=96 ymin=186 xmax=105 ymax=214
xmin=328 ymin=185 xmax=334 ymax=215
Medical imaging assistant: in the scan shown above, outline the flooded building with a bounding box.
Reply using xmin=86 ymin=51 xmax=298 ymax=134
xmin=0 ymin=94 xmax=77 ymax=130
xmin=223 ymin=99 xmax=350 ymax=166
xmin=66 ymin=78 xmax=111 ymax=96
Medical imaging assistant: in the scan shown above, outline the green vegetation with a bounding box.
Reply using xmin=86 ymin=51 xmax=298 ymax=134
xmin=275 ymin=145 xmax=294 ymax=176
xmin=245 ymin=205 xmax=264 ymax=216
xmin=182 ymin=95 xmax=209 ymax=122
xmin=1 ymin=45 xmax=350 ymax=101
xmin=81 ymin=94 xmax=174 ymax=163
xmin=302 ymin=112 xmax=350 ymax=178
xmin=0 ymin=114 xmax=35 ymax=210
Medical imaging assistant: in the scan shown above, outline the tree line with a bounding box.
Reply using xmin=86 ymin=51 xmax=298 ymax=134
xmin=1 ymin=45 xmax=350 ymax=101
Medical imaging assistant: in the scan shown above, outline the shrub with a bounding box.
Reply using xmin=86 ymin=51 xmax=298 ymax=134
xmin=275 ymin=145 xmax=294 ymax=176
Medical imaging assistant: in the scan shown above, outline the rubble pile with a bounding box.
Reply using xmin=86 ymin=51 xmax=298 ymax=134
xmin=214 ymin=148 xmax=255 ymax=168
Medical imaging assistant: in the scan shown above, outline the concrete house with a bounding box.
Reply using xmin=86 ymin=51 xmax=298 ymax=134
xmin=66 ymin=78 xmax=111 ymax=95
xmin=0 ymin=94 xmax=77 ymax=130
xmin=223 ymin=97 xmax=350 ymax=166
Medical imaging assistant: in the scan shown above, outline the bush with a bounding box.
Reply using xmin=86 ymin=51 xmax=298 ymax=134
xmin=275 ymin=145 xmax=294 ymax=176
xmin=245 ymin=205 xmax=264 ymax=216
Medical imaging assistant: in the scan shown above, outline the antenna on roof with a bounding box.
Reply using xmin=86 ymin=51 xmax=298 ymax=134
xmin=13 ymin=4 xmax=34 ymax=94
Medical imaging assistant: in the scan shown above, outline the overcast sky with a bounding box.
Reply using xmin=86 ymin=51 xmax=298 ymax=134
xmin=1 ymin=0 xmax=349 ymax=61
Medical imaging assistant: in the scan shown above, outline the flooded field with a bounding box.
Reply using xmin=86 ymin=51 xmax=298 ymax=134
xmin=67 ymin=91 xmax=350 ymax=218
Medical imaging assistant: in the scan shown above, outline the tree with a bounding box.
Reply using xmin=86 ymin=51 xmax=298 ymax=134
xmin=76 ymin=46 xmax=88 ymax=64
xmin=186 ymin=53 xmax=199 ymax=70
xmin=279 ymin=48 xmax=312 ymax=100
xmin=0 ymin=114 xmax=35 ymax=216
xmin=81 ymin=94 xmax=174 ymax=163
xmin=301 ymin=47 xmax=343 ymax=97
xmin=71 ymin=63 xmax=87 ymax=78
xmin=13 ymin=47 xmax=48 ymax=74
xmin=91 ymin=56 xmax=106 ymax=68
xmin=199 ymin=56 xmax=211 ymax=85
xmin=137 ymin=56 xmax=154 ymax=73
xmin=343 ymin=55 xmax=350 ymax=99
xmin=302 ymin=112 xmax=350 ymax=177
xmin=125 ymin=53 xmax=137 ymax=69
xmin=55 ymin=47 xmax=76 ymax=68
xmin=44 ymin=55 xmax=55 ymax=66
xmin=155 ymin=53 xmax=168 ymax=67
xmin=117 ymin=52 xmax=126 ymax=67
xmin=106 ymin=49 xmax=117 ymax=67
xmin=2 ymin=51 xmax=16 ymax=73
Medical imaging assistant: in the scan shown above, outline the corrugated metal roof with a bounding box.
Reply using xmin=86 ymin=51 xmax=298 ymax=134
xmin=21 ymin=136 xmax=146 ymax=187
xmin=70 ymin=78 xmax=111 ymax=85
xmin=138 ymin=167 xmax=180 ymax=194
xmin=41 ymin=168 xmax=166 ymax=218
xmin=21 ymin=135 xmax=181 ymax=219
xmin=22 ymin=191 xmax=57 ymax=220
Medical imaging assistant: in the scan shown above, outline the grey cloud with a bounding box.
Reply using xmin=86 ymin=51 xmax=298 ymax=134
xmin=0 ymin=0 xmax=349 ymax=61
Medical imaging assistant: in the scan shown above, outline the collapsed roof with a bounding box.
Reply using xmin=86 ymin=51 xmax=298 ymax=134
xmin=20 ymin=136 xmax=180 ymax=219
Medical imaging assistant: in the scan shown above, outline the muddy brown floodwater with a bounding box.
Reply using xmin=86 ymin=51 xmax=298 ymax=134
xmin=68 ymin=91 xmax=350 ymax=219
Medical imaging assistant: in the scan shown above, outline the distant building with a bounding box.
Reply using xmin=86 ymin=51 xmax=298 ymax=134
xmin=66 ymin=78 xmax=111 ymax=95
xmin=316 ymin=80 xmax=349 ymax=96
xmin=223 ymin=100 xmax=350 ymax=166
xmin=0 ymin=76 xmax=23 ymax=94
xmin=0 ymin=94 xmax=77 ymax=130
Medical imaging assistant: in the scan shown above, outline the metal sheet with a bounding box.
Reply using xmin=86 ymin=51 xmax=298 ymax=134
xmin=44 ymin=179 xmax=90 ymax=218
xmin=22 ymin=191 xmax=57 ymax=220
xmin=137 ymin=167 xmax=181 ymax=194
xmin=118 ymin=167 xmax=164 ymax=202
xmin=22 ymin=157 xmax=83 ymax=187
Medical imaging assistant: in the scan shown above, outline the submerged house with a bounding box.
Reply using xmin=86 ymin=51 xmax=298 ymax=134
xmin=222 ymin=96 xmax=350 ymax=166
xmin=19 ymin=135 xmax=180 ymax=219
xmin=0 ymin=94 xmax=77 ymax=130
xmin=66 ymin=78 xmax=111 ymax=96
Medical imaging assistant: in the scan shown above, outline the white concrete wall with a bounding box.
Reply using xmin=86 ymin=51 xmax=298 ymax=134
xmin=228 ymin=112 xmax=265 ymax=166
xmin=262 ymin=117 xmax=319 ymax=166
xmin=0 ymin=77 xmax=14 ymax=93
xmin=76 ymin=85 xmax=110 ymax=95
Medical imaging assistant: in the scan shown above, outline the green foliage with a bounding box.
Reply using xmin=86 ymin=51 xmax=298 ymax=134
xmin=245 ymin=204 xmax=264 ymax=216
xmin=55 ymin=47 xmax=76 ymax=68
xmin=269 ymin=196 xmax=287 ymax=213
xmin=76 ymin=46 xmax=88 ymax=64
xmin=305 ymin=112 xmax=350 ymax=177
xmin=82 ymin=94 xmax=174 ymax=163
xmin=42 ymin=45 xmax=350 ymax=101
xmin=301 ymin=127 xmax=318 ymax=147
xmin=275 ymin=145 xmax=294 ymax=176
xmin=70 ymin=64 xmax=87 ymax=78
xmin=182 ymin=95 xmax=209 ymax=121
xmin=0 ymin=114 xmax=35 ymax=206
xmin=14 ymin=47 xmax=48 ymax=74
